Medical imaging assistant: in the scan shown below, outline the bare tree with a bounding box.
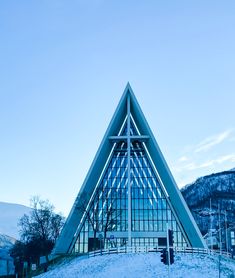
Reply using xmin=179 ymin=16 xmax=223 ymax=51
xmin=13 ymin=196 xmax=65 ymax=266
xmin=19 ymin=196 xmax=64 ymax=244
xmin=77 ymin=192 xmax=100 ymax=250
xmin=77 ymin=188 xmax=122 ymax=250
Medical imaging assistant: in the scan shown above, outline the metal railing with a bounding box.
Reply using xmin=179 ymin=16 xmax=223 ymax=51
xmin=88 ymin=245 xmax=232 ymax=259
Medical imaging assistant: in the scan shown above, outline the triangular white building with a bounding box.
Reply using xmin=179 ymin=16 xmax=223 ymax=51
xmin=53 ymin=84 xmax=206 ymax=254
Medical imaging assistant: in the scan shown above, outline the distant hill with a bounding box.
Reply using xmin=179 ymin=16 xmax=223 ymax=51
xmin=0 ymin=202 xmax=31 ymax=239
xmin=0 ymin=202 xmax=28 ymax=274
xmin=181 ymin=169 xmax=235 ymax=240
xmin=0 ymin=234 xmax=16 ymax=250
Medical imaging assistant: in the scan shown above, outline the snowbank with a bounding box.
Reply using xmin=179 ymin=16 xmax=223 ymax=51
xmin=36 ymin=253 xmax=235 ymax=278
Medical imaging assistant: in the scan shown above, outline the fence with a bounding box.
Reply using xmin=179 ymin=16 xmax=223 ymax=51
xmin=88 ymin=245 xmax=232 ymax=259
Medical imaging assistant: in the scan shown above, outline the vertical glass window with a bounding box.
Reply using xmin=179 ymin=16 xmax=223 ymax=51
xmin=71 ymin=120 xmax=190 ymax=253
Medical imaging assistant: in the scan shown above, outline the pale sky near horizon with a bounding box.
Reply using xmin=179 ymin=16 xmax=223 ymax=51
xmin=0 ymin=1 xmax=235 ymax=216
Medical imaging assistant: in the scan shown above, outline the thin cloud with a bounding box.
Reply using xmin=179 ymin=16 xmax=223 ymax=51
xmin=195 ymin=129 xmax=233 ymax=153
xmin=174 ymin=154 xmax=235 ymax=173
xmin=215 ymin=154 xmax=235 ymax=164
xmin=196 ymin=154 xmax=235 ymax=169
xmin=178 ymin=156 xmax=189 ymax=162
xmin=173 ymin=162 xmax=196 ymax=173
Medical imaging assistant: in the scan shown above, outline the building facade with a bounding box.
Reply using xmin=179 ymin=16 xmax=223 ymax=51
xmin=53 ymin=84 xmax=206 ymax=255
xmin=228 ymin=227 xmax=235 ymax=256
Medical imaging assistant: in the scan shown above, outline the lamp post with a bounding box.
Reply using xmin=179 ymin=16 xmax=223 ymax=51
xmin=218 ymin=204 xmax=222 ymax=278
xmin=224 ymin=210 xmax=228 ymax=255
xmin=210 ymin=198 xmax=213 ymax=251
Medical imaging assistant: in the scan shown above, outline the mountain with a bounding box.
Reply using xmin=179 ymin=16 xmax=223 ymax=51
xmin=181 ymin=169 xmax=235 ymax=239
xmin=0 ymin=203 xmax=30 ymax=275
xmin=0 ymin=202 xmax=31 ymax=239
xmin=0 ymin=234 xmax=16 ymax=250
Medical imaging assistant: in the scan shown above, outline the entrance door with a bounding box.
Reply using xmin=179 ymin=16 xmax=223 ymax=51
xmin=88 ymin=238 xmax=102 ymax=251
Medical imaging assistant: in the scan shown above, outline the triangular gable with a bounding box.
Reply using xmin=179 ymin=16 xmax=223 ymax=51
xmin=127 ymin=85 xmax=206 ymax=248
xmin=53 ymin=84 xmax=206 ymax=254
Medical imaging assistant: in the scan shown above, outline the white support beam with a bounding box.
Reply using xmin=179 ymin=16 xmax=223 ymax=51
xmin=127 ymin=94 xmax=132 ymax=246
xmin=109 ymin=135 xmax=149 ymax=142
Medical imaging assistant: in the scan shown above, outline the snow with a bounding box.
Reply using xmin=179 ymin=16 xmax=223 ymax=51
xmin=36 ymin=252 xmax=235 ymax=278
xmin=0 ymin=202 xmax=31 ymax=239
xmin=0 ymin=234 xmax=15 ymax=250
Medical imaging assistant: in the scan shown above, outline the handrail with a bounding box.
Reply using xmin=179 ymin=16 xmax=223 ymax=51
xmin=88 ymin=245 xmax=232 ymax=259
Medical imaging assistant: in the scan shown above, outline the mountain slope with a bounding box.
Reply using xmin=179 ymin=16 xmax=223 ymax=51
xmin=181 ymin=169 xmax=235 ymax=236
xmin=0 ymin=234 xmax=16 ymax=250
xmin=0 ymin=202 xmax=31 ymax=239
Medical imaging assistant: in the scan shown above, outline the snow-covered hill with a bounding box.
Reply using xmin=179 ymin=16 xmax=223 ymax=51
xmin=36 ymin=253 xmax=235 ymax=278
xmin=0 ymin=234 xmax=15 ymax=250
xmin=0 ymin=202 xmax=31 ymax=239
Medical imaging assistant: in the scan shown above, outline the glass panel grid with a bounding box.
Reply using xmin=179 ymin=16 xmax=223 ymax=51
xmin=72 ymin=124 xmax=189 ymax=253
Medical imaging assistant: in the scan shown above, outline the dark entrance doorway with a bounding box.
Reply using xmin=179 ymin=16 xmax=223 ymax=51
xmin=88 ymin=238 xmax=102 ymax=251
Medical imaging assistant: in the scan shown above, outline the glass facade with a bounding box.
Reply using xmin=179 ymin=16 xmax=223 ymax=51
xmin=72 ymin=120 xmax=189 ymax=253
xmin=231 ymin=231 xmax=235 ymax=246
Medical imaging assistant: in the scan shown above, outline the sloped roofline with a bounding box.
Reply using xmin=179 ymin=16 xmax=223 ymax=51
xmin=53 ymin=84 xmax=206 ymax=254
xmin=127 ymin=84 xmax=206 ymax=248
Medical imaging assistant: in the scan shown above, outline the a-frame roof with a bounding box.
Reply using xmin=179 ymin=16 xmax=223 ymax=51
xmin=53 ymin=84 xmax=206 ymax=254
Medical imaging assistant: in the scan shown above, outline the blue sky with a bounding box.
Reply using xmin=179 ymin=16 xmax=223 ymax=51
xmin=0 ymin=1 xmax=235 ymax=215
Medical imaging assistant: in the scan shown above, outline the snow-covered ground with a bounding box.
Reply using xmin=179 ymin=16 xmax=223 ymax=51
xmin=36 ymin=252 xmax=235 ymax=278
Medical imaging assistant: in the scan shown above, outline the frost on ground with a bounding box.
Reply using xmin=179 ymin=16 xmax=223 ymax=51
xmin=36 ymin=253 xmax=235 ymax=278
